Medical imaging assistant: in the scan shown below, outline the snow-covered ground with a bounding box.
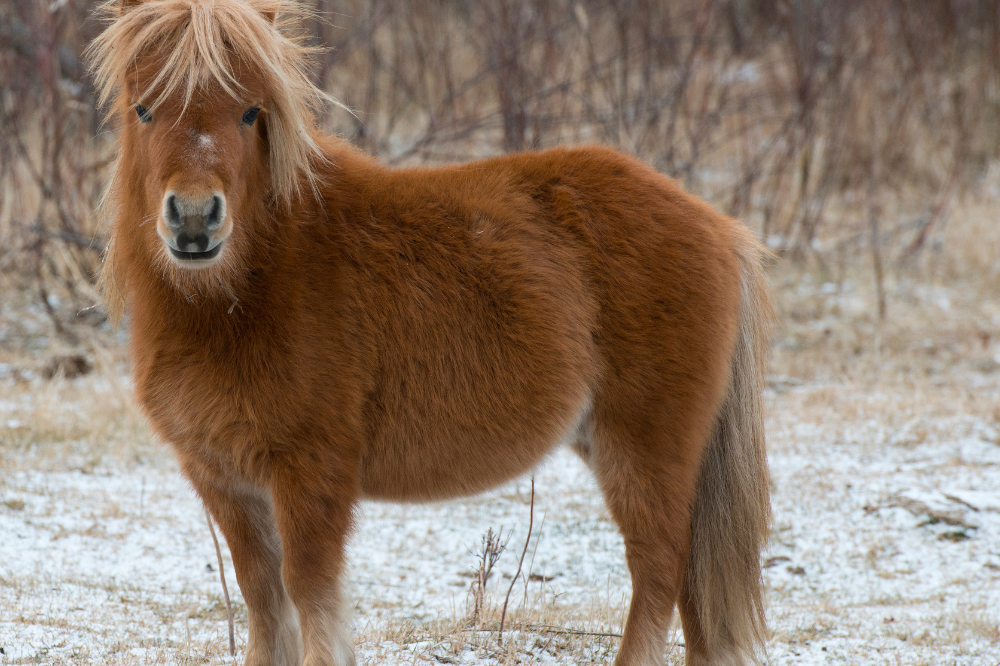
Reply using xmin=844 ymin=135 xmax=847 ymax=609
xmin=2 ymin=374 xmax=1000 ymax=664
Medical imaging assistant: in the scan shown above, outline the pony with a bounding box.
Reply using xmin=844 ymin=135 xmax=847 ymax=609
xmin=86 ymin=1 xmax=773 ymax=664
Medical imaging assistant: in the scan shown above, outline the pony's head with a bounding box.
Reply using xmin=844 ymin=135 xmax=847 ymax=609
xmin=87 ymin=0 xmax=329 ymax=321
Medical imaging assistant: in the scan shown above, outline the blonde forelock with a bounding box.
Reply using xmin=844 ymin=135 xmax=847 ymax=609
xmin=86 ymin=0 xmax=333 ymax=208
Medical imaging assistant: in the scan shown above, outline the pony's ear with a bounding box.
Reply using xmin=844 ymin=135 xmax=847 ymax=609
xmin=259 ymin=8 xmax=276 ymax=24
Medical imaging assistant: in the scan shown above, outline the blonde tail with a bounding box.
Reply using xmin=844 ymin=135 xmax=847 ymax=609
xmin=683 ymin=227 xmax=773 ymax=664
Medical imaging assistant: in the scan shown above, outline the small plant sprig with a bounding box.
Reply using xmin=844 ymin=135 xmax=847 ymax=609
xmin=467 ymin=527 xmax=509 ymax=627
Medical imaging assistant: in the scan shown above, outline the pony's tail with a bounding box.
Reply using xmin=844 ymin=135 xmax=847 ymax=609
xmin=683 ymin=226 xmax=773 ymax=664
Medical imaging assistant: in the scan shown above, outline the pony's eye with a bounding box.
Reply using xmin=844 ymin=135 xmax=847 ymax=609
xmin=135 ymin=104 xmax=152 ymax=124
xmin=242 ymin=107 xmax=260 ymax=126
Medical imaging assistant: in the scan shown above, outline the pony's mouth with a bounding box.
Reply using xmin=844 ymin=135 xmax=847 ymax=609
xmin=169 ymin=242 xmax=223 ymax=263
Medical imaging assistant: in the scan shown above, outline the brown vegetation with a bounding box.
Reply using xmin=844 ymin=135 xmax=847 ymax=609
xmin=2 ymin=0 xmax=998 ymax=344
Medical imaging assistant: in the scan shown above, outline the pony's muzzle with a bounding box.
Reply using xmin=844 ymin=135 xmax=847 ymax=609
xmin=162 ymin=191 xmax=227 ymax=263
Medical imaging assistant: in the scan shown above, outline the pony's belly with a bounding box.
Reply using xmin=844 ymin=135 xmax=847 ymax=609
xmin=359 ymin=394 xmax=591 ymax=502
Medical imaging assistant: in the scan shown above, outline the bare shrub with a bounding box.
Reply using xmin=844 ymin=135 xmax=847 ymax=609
xmin=3 ymin=0 xmax=998 ymax=339
xmin=1 ymin=0 xmax=111 ymax=341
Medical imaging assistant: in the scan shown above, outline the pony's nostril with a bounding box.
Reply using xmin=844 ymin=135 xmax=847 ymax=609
xmin=205 ymin=195 xmax=223 ymax=229
xmin=165 ymin=194 xmax=182 ymax=228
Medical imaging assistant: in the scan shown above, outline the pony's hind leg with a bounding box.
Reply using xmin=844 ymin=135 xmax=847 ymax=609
xmin=591 ymin=432 xmax=703 ymax=666
xmin=184 ymin=463 xmax=302 ymax=666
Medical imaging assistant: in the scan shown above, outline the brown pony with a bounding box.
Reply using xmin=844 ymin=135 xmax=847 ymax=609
xmin=87 ymin=1 xmax=773 ymax=664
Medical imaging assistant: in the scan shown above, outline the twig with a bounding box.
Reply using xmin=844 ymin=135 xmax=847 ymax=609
xmin=205 ymin=508 xmax=236 ymax=657
xmin=498 ymin=476 xmax=533 ymax=644
xmin=526 ymin=624 xmax=628 ymax=640
xmin=464 ymin=625 xmax=627 ymax=640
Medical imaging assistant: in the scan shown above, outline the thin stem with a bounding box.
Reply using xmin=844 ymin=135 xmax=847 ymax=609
xmin=498 ymin=476 xmax=533 ymax=644
xmin=205 ymin=508 xmax=236 ymax=657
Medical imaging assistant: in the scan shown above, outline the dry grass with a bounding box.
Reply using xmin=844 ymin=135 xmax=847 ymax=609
xmin=0 ymin=347 xmax=161 ymax=476
xmin=769 ymin=197 xmax=1000 ymax=385
xmin=353 ymin=586 xmax=652 ymax=666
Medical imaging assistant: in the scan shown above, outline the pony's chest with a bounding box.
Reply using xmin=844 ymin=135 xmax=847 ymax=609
xmin=132 ymin=342 xmax=278 ymax=451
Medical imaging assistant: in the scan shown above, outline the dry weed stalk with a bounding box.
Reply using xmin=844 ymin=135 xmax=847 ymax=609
xmin=205 ymin=508 xmax=236 ymax=657
xmin=498 ymin=476 xmax=533 ymax=644
xmin=467 ymin=526 xmax=508 ymax=628
xmin=526 ymin=624 xmax=623 ymax=639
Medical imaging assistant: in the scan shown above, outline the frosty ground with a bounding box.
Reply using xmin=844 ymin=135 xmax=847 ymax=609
xmin=2 ymin=277 xmax=1000 ymax=665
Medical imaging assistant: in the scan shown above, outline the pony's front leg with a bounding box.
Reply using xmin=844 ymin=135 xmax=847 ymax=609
xmin=183 ymin=464 xmax=302 ymax=666
xmin=269 ymin=461 xmax=357 ymax=666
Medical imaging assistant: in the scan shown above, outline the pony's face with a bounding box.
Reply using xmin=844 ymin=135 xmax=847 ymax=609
xmin=123 ymin=71 xmax=270 ymax=270
xmin=88 ymin=0 xmax=326 ymax=317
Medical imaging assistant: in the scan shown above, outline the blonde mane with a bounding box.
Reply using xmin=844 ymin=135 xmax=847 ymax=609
xmin=87 ymin=0 xmax=330 ymax=208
